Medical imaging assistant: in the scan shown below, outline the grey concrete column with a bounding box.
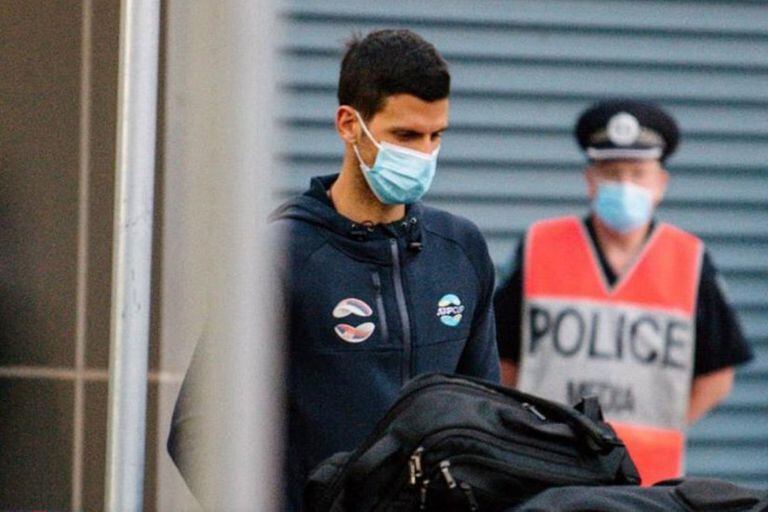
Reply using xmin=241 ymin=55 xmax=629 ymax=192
xmin=160 ymin=0 xmax=282 ymax=510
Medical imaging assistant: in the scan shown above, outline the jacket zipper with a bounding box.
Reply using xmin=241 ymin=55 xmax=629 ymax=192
xmin=389 ymin=238 xmax=413 ymax=384
xmin=371 ymin=272 xmax=389 ymax=344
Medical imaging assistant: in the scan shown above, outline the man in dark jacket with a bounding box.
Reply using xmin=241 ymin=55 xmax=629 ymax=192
xmin=168 ymin=29 xmax=500 ymax=510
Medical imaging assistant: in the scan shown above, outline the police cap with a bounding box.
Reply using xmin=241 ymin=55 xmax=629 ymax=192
xmin=575 ymin=99 xmax=680 ymax=162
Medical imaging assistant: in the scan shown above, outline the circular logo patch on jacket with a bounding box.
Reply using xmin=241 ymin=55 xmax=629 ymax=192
xmin=437 ymin=294 xmax=465 ymax=327
xmin=332 ymin=298 xmax=375 ymax=343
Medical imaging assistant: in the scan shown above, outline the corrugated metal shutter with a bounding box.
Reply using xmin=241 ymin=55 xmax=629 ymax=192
xmin=280 ymin=0 xmax=768 ymax=487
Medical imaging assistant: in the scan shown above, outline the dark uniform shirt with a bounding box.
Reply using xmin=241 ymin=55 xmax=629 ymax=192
xmin=494 ymin=217 xmax=753 ymax=376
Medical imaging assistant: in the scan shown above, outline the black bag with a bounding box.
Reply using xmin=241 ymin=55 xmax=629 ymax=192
xmin=511 ymin=478 xmax=768 ymax=512
xmin=304 ymin=373 xmax=639 ymax=512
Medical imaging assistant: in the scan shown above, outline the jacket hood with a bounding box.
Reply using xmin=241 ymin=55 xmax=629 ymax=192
xmin=270 ymin=174 xmax=425 ymax=251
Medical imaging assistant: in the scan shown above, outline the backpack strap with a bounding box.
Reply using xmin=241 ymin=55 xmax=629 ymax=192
xmin=574 ymin=395 xmax=604 ymax=422
xmin=751 ymin=493 xmax=768 ymax=512
xmin=573 ymin=395 xmax=641 ymax=485
xmin=673 ymin=479 xmax=767 ymax=511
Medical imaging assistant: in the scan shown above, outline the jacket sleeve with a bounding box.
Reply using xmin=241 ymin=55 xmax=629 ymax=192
xmin=693 ymin=250 xmax=754 ymax=375
xmin=455 ymin=233 xmax=501 ymax=383
xmin=166 ymin=329 xmax=214 ymax=509
xmin=493 ymin=241 xmax=524 ymax=361
xmin=167 ymin=222 xmax=292 ymax=509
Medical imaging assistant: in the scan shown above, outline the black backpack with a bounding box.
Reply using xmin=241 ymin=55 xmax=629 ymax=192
xmin=511 ymin=478 xmax=768 ymax=512
xmin=304 ymin=373 xmax=639 ymax=512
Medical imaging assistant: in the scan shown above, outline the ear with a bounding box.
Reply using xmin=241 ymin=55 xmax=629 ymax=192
xmin=335 ymin=106 xmax=358 ymax=145
xmin=654 ymin=166 xmax=670 ymax=204
xmin=584 ymin=165 xmax=599 ymax=200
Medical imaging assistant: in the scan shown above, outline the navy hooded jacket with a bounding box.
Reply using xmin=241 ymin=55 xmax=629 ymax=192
xmin=168 ymin=175 xmax=500 ymax=510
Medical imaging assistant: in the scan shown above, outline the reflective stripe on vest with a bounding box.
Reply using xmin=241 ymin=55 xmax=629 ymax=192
xmin=519 ymin=216 xmax=703 ymax=484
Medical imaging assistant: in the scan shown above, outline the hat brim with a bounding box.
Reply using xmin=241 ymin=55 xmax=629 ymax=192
xmin=586 ymin=147 xmax=663 ymax=160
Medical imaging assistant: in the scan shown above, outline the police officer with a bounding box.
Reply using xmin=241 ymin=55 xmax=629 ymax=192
xmin=494 ymin=99 xmax=753 ymax=485
xmin=169 ymin=29 xmax=500 ymax=510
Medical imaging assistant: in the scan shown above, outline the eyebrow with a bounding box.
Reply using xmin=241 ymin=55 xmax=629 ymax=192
xmin=389 ymin=125 xmax=449 ymax=134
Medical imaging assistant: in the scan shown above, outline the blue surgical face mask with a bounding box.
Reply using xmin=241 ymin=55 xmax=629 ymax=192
xmin=352 ymin=111 xmax=439 ymax=205
xmin=592 ymin=182 xmax=654 ymax=233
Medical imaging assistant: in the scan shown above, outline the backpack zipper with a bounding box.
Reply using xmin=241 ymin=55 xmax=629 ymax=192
xmin=417 ymin=460 xmax=485 ymax=512
xmin=405 ymin=426 xmax=603 ymax=493
xmin=522 ymin=402 xmax=547 ymax=421
xmin=401 ymin=452 xmax=601 ymax=512
xmin=439 ymin=460 xmax=457 ymax=489
xmin=459 ymin=482 xmax=480 ymax=511
xmin=316 ymin=381 xmax=458 ymax=511
xmin=408 ymin=446 xmax=424 ymax=485
xmin=409 ymin=427 xmax=584 ymax=468
xmin=441 ymin=453 xmax=602 ymax=485
xmin=418 ymin=478 xmax=430 ymax=511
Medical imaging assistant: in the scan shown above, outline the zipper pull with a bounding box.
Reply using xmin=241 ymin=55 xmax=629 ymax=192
xmin=419 ymin=479 xmax=430 ymax=511
xmin=408 ymin=446 xmax=424 ymax=485
xmin=459 ymin=482 xmax=479 ymax=512
xmin=439 ymin=460 xmax=457 ymax=489
xmin=523 ymin=402 xmax=547 ymax=421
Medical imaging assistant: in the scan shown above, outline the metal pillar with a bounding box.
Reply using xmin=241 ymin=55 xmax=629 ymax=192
xmin=104 ymin=0 xmax=160 ymax=510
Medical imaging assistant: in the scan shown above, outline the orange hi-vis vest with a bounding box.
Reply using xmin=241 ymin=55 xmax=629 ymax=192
xmin=519 ymin=216 xmax=704 ymax=485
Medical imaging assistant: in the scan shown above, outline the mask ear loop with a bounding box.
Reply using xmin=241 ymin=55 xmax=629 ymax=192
xmin=352 ymin=144 xmax=372 ymax=173
xmin=356 ymin=110 xmax=442 ymax=160
xmin=353 ymin=110 xmax=382 ymax=149
xmin=352 ymin=110 xmax=381 ymax=172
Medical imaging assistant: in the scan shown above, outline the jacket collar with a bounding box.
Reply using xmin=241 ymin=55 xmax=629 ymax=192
xmin=270 ymin=174 xmax=426 ymax=262
xmin=304 ymin=174 xmax=424 ymax=247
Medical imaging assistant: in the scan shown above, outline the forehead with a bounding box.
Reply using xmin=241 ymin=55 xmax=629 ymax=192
xmin=591 ymin=159 xmax=662 ymax=174
xmin=370 ymin=94 xmax=449 ymax=131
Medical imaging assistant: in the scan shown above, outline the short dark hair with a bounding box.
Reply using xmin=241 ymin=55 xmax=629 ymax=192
xmin=338 ymin=29 xmax=451 ymax=119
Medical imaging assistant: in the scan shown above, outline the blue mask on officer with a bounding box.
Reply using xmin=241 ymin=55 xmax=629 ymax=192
xmin=593 ymin=182 xmax=654 ymax=233
xmin=352 ymin=111 xmax=439 ymax=205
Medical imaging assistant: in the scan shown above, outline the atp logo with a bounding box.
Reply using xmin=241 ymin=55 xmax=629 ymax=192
xmin=332 ymin=298 xmax=375 ymax=343
xmin=437 ymin=294 xmax=465 ymax=327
